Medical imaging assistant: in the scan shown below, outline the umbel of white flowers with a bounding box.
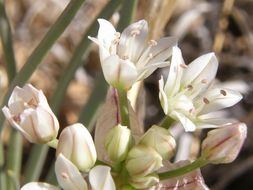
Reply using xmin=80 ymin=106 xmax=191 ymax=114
xmin=159 ymin=47 xmax=242 ymax=131
xmin=89 ymin=18 xmax=177 ymax=90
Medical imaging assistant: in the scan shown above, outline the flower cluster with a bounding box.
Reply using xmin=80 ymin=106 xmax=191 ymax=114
xmin=2 ymin=18 xmax=247 ymax=190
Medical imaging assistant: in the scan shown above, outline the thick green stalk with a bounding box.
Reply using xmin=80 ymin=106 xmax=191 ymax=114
xmin=6 ymin=130 xmax=22 ymax=190
xmin=117 ymin=89 xmax=130 ymax=126
xmin=0 ymin=0 xmax=86 ymax=132
xmin=158 ymin=158 xmax=209 ymax=180
xmin=0 ymin=138 xmax=6 ymax=190
xmin=24 ymin=145 xmax=49 ymax=183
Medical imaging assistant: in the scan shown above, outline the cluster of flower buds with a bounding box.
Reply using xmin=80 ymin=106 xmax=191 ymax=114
xmin=2 ymin=17 xmax=248 ymax=190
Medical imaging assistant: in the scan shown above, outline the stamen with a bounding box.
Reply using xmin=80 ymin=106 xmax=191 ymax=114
xmin=189 ymin=108 xmax=195 ymax=114
xmin=180 ymin=64 xmax=188 ymax=69
xmin=130 ymin=29 xmax=140 ymax=37
xmin=148 ymin=40 xmax=157 ymax=46
xmin=112 ymin=38 xmax=120 ymax=45
xmin=148 ymin=53 xmax=153 ymax=58
xmin=61 ymin=172 xmax=69 ymax=179
xmin=13 ymin=115 xmax=21 ymax=123
xmin=201 ymin=79 xmax=208 ymax=84
xmin=186 ymin=85 xmax=193 ymax=90
xmin=203 ymin=97 xmax=210 ymax=104
xmin=220 ymin=89 xmax=227 ymax=96
xmin=114 ymin=32 xmax=121 ymax=38
xmin=122 ymin=55 xmax=129 ymax=60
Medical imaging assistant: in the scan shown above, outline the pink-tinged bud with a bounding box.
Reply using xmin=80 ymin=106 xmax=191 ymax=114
xmin=126 ymin=145 xmax=163 ymax=177
xmin=105 ymin=124 xmax=133 ymax=162
xmin=55 ymin=154 xmax=88 ymax=190
xmin=2 ymin=84 xmax=59 ymax=144
xmin=56 ymin=123 xmax=97 ymax=172
xmin=129 ymin=173 xmax=159 ymax=189
xmin=201 ymin=123 xmax=247 ymax=164
xmin=139 ymin=125 xmax=176 ymax=160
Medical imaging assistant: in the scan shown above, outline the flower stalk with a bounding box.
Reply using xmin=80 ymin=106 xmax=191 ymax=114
xmin=117 ymin=89 xmax=130 ymax=127
xmin=158 ymin=157 xmax=209 ymax=180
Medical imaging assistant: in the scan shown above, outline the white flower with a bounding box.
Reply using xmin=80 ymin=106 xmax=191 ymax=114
xmin=56 ymin=123 xmax=97 ymax=172
xmin=55 ymin=154 xmax=88 ymax=190
xmin=89 ymin=165 xmax=116 ymax=190
xmin=89 ymin=19 xmax=177 ymax=90
xmin=159 ymin=47 xmax=242 ymax=131
xmin=2 ymin=84 xmax=59 ymax=143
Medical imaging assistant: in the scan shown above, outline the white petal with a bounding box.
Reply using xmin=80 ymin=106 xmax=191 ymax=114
xmin=171 ymin=111 xmax=196 ymax=132
xmin=118 ymin=20 xmax=148 ymax=62
xmin=19 ymin=108 xmax=38 ymax=143
xmin=101 ymin=55 xmax=121 ymax=86
xmin=88 ymin=36 xmax=111 ymax=62
xmin=182 ymin=52 xmax=218 ymax=86
xmin=102 ymin=55 xmax=138 ymax=89
xmin=118 ymin=58 xmax=138 ymax=89
xmin=159 ymin=77 xmax=169 ymax=115
xmin=147 ymin=37 xmax=177 ymax=65
xmin=164 ymin=46 xmax=184 ymax=96
xmin=21 ymin=182 xmax=59 ymax=190
xmin=89 ymin=165 xmax=116 ymax=190
xmin=137 ymin=61 xmax=170 ymax=81
xmin=97 ymin=19 xmax=116 ymax=50
xmin=55 ymin=154 xmax=88 ymax=190
xmin=199 ymin=88 xmax=242 ymax=115
xmin=32 ymin=106 xmax=58 ymax=142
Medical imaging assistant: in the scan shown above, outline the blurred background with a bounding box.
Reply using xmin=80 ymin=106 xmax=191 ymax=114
xmin=0 ymin=0 xmax=253 ymax=189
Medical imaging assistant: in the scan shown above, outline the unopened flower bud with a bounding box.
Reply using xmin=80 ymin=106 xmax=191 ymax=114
xmin=56 ymin=123 xmax=97 ymax=172
xmin=21 ymin=182 xmax=59 ymax=190
xmin=129 ymin=173 xmax=159 ymax=189
xmin=105 ymin=124 xmax=133 ymax=162
xmin=201 ymin=123 xmax=247 ymax=164
xmin=2 ymin=84 xmax=59 ymax=144
xmin=126 ymin=145 xmax=163 ymax=177
xmin=55 ymin=154 xmax=88 ymax=190
xmin=139 ymin=125 xmax=176 ymax=160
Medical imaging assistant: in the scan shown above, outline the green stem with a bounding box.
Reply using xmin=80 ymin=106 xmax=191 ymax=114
xmin=0 ymin=0 xmax=86 ymax=132
xmin=6 ymin=130 xmax=22 ymax=190
xmin=117 ymin=89 xmax=130 ymax=126
xmin=158 ymin=158 xmax=209 ymax=180
xmin=24 ymin=145 xmax=49 ymax=183
xmin=0 ymin=0 xmax=16 ymax=81
xmin=0 ymin=138 xmax=6 ymax=190
xmin=50 ymin=0 xmax=122 ymax=114
xmin=159 ymin=116 xmax=175 ymax=129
